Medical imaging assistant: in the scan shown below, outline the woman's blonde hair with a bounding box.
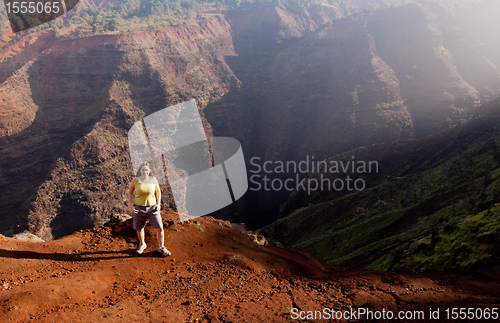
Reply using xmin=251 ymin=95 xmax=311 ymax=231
xmin=135 ymin=162 xmax=155 ymax=178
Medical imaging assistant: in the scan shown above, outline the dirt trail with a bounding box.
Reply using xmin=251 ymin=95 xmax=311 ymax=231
xmin=1 ymin=212 xmax=499 ymax=322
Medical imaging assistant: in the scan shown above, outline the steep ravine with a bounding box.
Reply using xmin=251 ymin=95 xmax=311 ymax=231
xmin=205 ymin=2 xmax=500 ymax=227
xmin=1 ymin=2 xmax=500 ymax=238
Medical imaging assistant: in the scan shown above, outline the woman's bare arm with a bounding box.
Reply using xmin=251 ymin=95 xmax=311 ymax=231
xmin=128 ymin=178 xmax=138 ymax=214
xmin=155 ymin=183 xmax=161 ymax=211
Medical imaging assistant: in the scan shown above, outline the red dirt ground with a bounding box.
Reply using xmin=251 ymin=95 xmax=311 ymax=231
xmin=1 ymin=212 xmax=500 ymax=322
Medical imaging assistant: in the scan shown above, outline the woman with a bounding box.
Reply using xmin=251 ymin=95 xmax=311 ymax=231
xmin=128 ymin=163 xmax=171 ymax=256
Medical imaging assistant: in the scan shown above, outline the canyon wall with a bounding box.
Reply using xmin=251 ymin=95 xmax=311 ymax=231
xmin=0 ymin=16 xmax=239 ymax=239
xmin=205 ymin=2 xmax=500 ymax=227
xmin=1 ymin=1 xmax=500 ymax=238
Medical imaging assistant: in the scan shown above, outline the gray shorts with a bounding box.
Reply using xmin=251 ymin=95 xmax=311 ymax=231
xmin=133 ymin=205 xmax=163 ymax=230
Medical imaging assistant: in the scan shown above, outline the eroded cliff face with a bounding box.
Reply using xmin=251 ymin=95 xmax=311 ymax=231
xmin=1 ymin=2 xmax=500 ymax=238
xmin=0 ymin=16 xmax=238 ymax=239
xmin=366 ymin=3 xmax=482 ymax=137
xmin=205 ymin=2 xmax=500 ymax=227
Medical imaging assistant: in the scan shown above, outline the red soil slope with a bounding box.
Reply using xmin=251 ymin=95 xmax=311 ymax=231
xmin=1 ymin=212 xmax=499 ymax=322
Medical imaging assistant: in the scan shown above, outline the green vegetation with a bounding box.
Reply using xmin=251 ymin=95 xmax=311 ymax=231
xmin=2 ymin=225 xmax=16 ymax=236
xmin=0 ymin=0 xmax=479 ymax=48
xmin=261 ymin=111 xmax=500 ymax=273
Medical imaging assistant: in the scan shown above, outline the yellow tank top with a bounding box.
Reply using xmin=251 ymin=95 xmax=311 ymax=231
xmin=133 ymin=177 xmax=158 ymax=206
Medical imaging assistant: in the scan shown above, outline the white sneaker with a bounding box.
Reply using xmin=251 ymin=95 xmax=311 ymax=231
xmin=136 ymin=243 xmax=147 ymax=254
xmin=158 ymin=247 xmax=171 ymax=256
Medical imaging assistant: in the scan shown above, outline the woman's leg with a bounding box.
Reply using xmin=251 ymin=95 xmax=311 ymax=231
xmin=137 ymin=228 xmax=145 ymax=245
xmin=155 ymin=227 xmax=164 ymax=248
